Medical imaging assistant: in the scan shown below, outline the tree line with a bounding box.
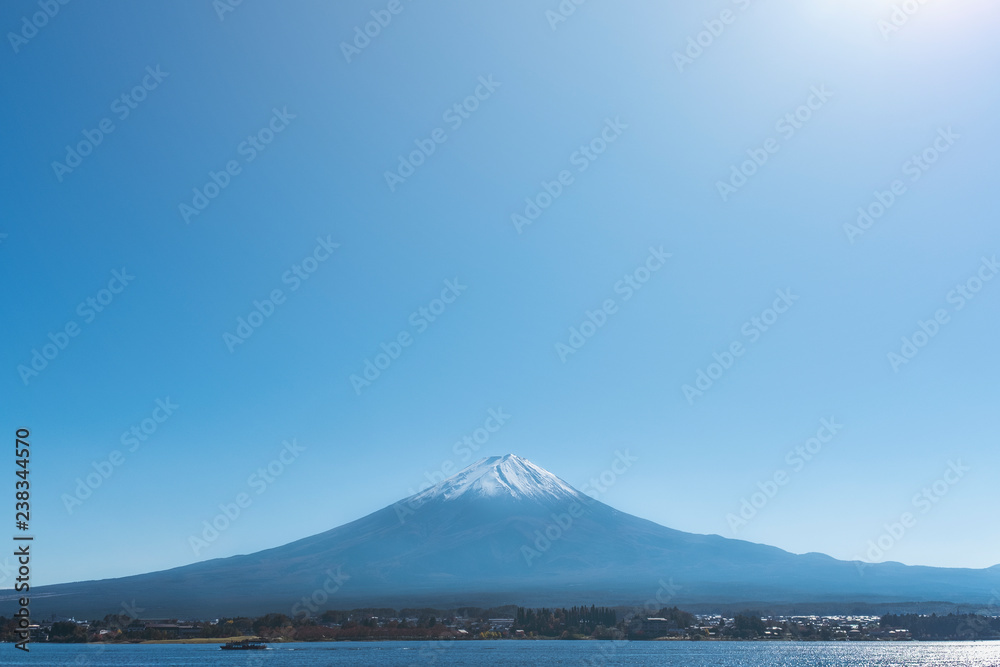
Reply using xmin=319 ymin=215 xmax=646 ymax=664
xmin=5 ymin=608 xmax=998 ymax=643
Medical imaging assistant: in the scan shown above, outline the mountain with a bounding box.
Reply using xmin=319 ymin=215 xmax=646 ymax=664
xmin=13 ymin=455 xmax=1000 ymax=618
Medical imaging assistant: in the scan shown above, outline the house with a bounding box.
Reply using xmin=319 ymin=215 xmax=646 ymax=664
xmin=634 ymin=617 xmax=684 ymax=637
xmin=129 ymin=620 xmax=201 ymax=638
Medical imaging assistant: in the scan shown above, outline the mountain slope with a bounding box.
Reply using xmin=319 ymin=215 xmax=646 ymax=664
xmin=13 ymin=455 xmax=1000 ymax=618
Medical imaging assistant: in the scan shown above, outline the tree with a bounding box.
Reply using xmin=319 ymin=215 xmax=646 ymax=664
xmin=49 ymin=621 xmax=87 ymax=643
xmin=732 ymin=613 xmax=765 ymax=639
xmin=655 ymin=606 xmax=695 ymax=629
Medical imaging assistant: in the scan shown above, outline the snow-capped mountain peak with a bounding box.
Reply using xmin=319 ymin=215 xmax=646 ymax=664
xmin=409 ymin=454 xmax=584 ymax=503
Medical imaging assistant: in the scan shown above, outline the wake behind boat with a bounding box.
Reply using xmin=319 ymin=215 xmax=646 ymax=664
xmin=220 ymin=638 xmax=267 ymax=650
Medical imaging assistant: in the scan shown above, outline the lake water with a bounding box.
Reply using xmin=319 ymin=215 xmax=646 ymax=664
xmin=4 ymin=640 xmax=1000 ymax=666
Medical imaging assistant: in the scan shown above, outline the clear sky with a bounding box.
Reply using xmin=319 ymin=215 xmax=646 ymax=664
xmin=2 ymin=0 xmax=999 ymax=587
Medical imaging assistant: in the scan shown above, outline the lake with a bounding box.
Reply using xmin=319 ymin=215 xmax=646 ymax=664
xmin=4 ymin=640 xmax=1000 ymax=666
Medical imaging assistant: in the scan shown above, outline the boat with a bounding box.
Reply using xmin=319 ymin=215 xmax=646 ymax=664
xmin=220 ymin=638 xmax=267 ymax=650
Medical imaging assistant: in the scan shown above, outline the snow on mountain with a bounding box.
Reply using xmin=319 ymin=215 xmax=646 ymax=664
xmin=407 ymin=454 xmax=584 ymax=504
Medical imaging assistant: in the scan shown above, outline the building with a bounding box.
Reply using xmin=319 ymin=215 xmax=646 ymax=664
xmin=634 ymin=617 xmax=684 ymax=637
xmin=128 ymin=619 xmax=201 ymax=638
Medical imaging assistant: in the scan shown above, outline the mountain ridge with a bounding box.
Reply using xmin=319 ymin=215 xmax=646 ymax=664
xmin=9 ymin=454 xmax=999 ymax=618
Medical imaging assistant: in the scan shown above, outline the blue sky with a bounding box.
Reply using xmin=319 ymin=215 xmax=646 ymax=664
xmin=2 ymin=0 xmax=999 ymax=586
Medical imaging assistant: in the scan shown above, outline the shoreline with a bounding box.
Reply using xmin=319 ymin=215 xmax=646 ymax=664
xmin=102 ymin=636 xmax=998 ymax=645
